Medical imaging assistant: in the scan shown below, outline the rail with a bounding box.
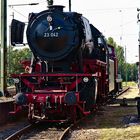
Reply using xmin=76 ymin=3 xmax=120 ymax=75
xmin=59 ymin=115 xmax=91 ymax=140
xmin=5 ymin=124 xmax=33 ymax=140
xmin=115 ymin=87 xmax=130 ymax=98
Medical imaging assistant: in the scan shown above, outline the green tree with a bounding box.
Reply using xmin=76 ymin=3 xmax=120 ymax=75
xmin=107 ymin=37 xmax=138 ymax=82
xmin=116 ymin=45 xmax=125 ymax=78
xmin=107 ymin=37 xmax=117 ymax=49
xmin=8 ymin=47 xmax=32 ymax=74
xmin=126 ymin=63 xmax=137 ymax=81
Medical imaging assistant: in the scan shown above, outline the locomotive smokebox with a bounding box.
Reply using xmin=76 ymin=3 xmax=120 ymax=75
xmin=26 ymin=5 xmax=80 ymax=61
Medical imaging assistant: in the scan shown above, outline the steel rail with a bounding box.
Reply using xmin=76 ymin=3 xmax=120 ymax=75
xmin=115 ymin=87 xmax=130 ymax=98
xmin=59 ymin=125 xmax=73 ymax=140
xmin=59 ymin=115 xmax=90 ymax=140
xmin=5 ymin=124 xmax=33 ymax=140
xmin=106 ymin=87 xmax=130 ymax=104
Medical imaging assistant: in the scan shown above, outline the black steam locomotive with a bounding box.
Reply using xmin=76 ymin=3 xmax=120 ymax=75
xmin=10 ymin=4 xmax=120 ymax=123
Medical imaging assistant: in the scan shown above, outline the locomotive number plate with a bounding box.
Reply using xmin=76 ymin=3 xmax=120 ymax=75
xmin=44 ymin=32 xmax=59 ymax=38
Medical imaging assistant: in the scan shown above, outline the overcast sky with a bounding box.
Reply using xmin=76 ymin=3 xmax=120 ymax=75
xmin=8 ymin=0 xmax=140 ymax=63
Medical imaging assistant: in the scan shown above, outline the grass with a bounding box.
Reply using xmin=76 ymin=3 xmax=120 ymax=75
xmin=97 ymin=106 xmax=140 ymax=140
xmin=122 ymin=81 xmax=137 ymax=87
xmin=97 ymin=87 xmax=140 ymax=140
xmin=99 ymin=126 xmax=140 ymax=140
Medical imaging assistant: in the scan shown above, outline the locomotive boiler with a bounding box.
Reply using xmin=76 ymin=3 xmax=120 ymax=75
xmin=10 ymin=4 xmax=119 ymax=123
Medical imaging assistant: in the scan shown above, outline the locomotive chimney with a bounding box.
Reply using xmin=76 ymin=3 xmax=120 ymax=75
xmin=48 ymin=5 xmax=65 ymax=12
xmin=47 ymin=0 xmax=53 ymax=6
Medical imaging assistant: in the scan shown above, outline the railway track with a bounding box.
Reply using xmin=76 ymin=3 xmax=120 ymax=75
xmin=107 ymin=87 xmax=130 ymax=103
xmin=59 ymin=115 xmax=89 ymax=140
xmin=5 ymin=124 xmax=33 ymax=140
xmin=5 ymin=116 xmax=88 ymax=140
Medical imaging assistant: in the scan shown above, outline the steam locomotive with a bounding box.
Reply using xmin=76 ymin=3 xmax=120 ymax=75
xmin=10 ymin=5 xmax=121 ymax=123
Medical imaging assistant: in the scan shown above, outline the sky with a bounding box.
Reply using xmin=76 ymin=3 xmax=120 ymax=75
xmin=8 ymin=0 xmax=140 ymax=63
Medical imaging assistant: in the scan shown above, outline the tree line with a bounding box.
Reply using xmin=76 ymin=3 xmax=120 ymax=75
xmin=107 ymin=37 xmax=138 ymax=82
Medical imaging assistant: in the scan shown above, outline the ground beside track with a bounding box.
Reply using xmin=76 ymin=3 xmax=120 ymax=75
xmin=0 ymin=97 xmax=14 ymax=103
xmin=0 ymin=86 xmax=16 ymax=102
xmin=69 ymin=86 xmax=140 ymax=140
xmin=118 ymin=86 xmax=140 ymax=99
